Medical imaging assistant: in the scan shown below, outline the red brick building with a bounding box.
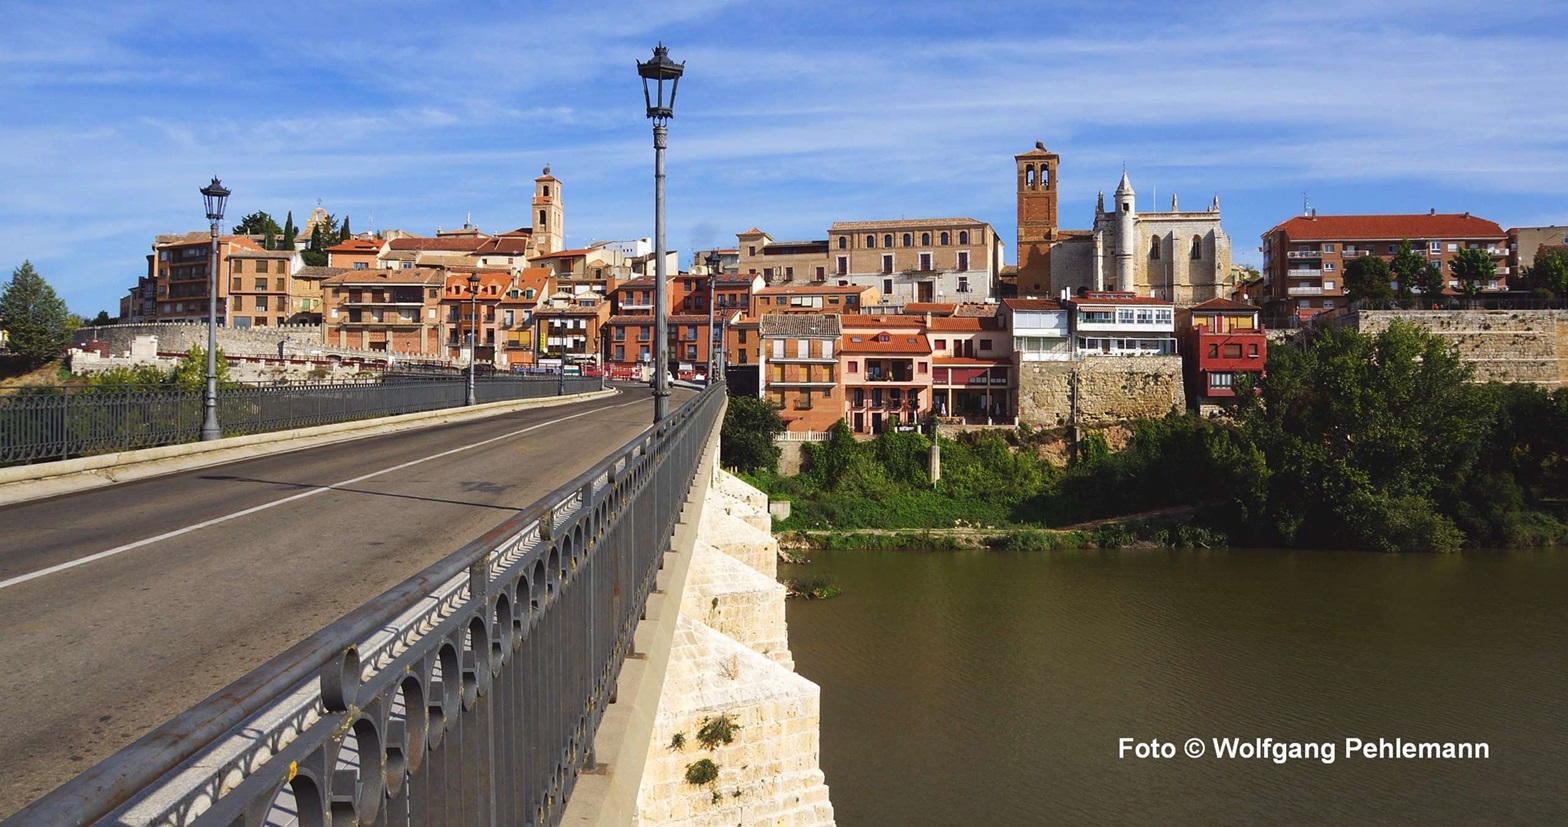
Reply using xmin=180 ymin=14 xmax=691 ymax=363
xmin=1261 ymin=212 xmax=1508 ymax=326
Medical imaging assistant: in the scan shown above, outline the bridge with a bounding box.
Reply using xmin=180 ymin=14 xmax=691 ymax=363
xmin=0 ymin=382 xmax=833 ymax=826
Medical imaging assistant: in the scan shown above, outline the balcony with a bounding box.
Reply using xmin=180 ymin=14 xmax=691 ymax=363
xmin=768 ymin=379 xmax=838 ymax=389
xmin=1287 ymin=250 xmax=1322 ymax=260
xmin=1287 ymin=285 xmax=1324 ymax=296
xmin=1287 ymin=269 xmax=1322 ymax=278
xmin=771 ymin=354 xmax=838 ymax=365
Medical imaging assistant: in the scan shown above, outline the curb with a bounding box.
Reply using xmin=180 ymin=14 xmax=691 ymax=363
xmin=0 ymin=389 xmax=619 ymax=508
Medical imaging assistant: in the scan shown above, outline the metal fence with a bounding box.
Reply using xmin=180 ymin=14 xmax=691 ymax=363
xmin=0 ymin=375 xmax=602 ymax=467
xmin=5 ymin=383 xmax=725 ymax=827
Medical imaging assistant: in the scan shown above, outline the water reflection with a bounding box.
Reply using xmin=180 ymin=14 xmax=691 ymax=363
xmin=785 ymin=548 xmax=1568 ymax=826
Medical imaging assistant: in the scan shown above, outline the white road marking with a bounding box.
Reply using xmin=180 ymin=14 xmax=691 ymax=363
xmin=0 ymin=398 xmax=651 ymax=591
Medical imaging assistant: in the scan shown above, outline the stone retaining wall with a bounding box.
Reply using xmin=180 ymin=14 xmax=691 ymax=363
xmin=1016 ymin=356 xmax=1186 ymax=428
xmin=1351 ymin=310 xmax=1568 ymax=385
xmin=74 ymin=323 xmax=441 ymax=364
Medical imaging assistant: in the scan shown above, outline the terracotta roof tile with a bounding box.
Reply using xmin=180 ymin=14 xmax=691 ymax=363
xmin=1003 ymin=298 xmax=1064 ymax=311
xmin=321 ymin=268 xmax=445 ymax=286
xmin=1269 ymin=213 xmax=1505 ymax=241
xmin=1189 ymin=297 xmax=1259 ymax=312
xmin=829 ymin=218 xmax=985 ymax=231
xmin=387 ymin=237 xmax=487 ymax=252
xmin=840 ymin=331 xmax=931 ymax=355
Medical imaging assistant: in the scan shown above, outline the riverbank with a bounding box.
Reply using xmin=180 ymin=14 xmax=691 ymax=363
xmin=777 ymin=512 xmax=1226 ymax=552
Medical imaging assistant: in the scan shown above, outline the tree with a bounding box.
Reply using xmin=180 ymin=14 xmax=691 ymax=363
xmin=1390 ymin=239 xmax=1438 ymax=307
xmin=1522 ymin=247 xmax=1568 ymax=296
xmin=339 ymin=215 xmax=352 ymax=242
xmin=1448 ymin=246 xmax=1495 ymax=302
xmin=1243 ymin=322 xmax=1481 ymax=551
xmin=281 ymin=211 xmax=297 ymax=251
xmin=232 ymin=210 xmax=282 ymax=240
xmin=720 ymin=394 xmax=785 ymax=474
xmin=0 ymin=261 xmax=73 ymax=368
xmin=90 ymin=310 xmax=115 ymax=326
xmin=170 ymin=345 xmax=232 ymax=389
xmin=1342 ymin=255 xmax=1394 ymax=306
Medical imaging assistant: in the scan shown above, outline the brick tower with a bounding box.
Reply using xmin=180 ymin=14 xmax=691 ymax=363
xmin=1015 ymin=142 xmax=1060 ymax=297
xmin=532 ymin=167 xmax=564 ymax=256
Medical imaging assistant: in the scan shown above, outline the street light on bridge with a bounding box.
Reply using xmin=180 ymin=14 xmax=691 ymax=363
xmin=467 ymin=271 xmax=480 ymax=406
xmin=638 ymin=43 xmax=683 ymax=422
xmin=199 ymin=177 xmax=230 ymax=442
xmin=705 ymin=249 xmax=722 ymax=384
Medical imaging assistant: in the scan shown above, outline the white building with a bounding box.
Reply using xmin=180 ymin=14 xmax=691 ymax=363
xmin=999 ymin=298 xmax=1072 ymax=361
xmin=1066 ymin=292 xmax=1176 ymax=356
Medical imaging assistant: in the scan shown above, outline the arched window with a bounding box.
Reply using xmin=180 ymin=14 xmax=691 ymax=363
xmin=539 ymin=210 xmax=547 ymax=227
xmin=921 ymin=232 xmax=931 ymax=246
xmin=1190 ymin=235 xmax=1203 ymax=260
xmin=958 ymin=231 xmax=969 ymax=245
xmin=940 ymin=232 xmax=950 ymax=245
xmin=543 ymin=185 xmax=551 ymax=197
xmin=866 ymin=235 xmax=876 ymax=248
xmin=1041 ymin=167 xmax=1050 ymax=188
xmin=838 ymin=236 xmax=847 ymax=250
xmin=1150 ymin=238 xmax=1161 ymax=259
xmin=884 ymin=234 xmax=893 ymax=248
xmin=1026 ymin=165 xmax=1036 ymax=188
xmin=903 ymin=233 xmax=912 ymax=247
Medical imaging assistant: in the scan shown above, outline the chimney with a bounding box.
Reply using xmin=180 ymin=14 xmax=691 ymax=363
xmin=1430 ymin=208 xmax=1436 ymax=215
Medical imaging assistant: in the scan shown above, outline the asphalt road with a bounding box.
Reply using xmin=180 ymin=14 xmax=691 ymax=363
xmin=0 ymin=383 xmax=690 ymax=818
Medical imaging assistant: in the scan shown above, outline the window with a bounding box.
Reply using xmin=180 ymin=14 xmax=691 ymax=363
xmin=1150 ymin=238 xmax=1161 ymax=259
xmin=233 ymin=295 xmax=244 ymax=311
xmin=838 ymin=237 xmax=847 ymax=249
xmin=935 ymin=338 xmax=947 ymax=350
xmin=1324 ymin=262 xmax=1336 ymax=271
xmin=1207 ymin=343 xmax=1218 ymax=358
xmin=749 ymin=246 xmax=757 ymax=256
xmin=1323 ymin=299 xmax=1336 ymax=309
xmin=1323 ymin=243 xmax=1336 ymax=253
xmin=919 ymin=253 xmax=932 ymax=271
xmin=1191 ymin=236 xmax=1203 ymax=260
xmin=786 ymin=267 xmax=794 ymax=279
xmin=957 ymin=275 xmax=970 ymax=293
xmin=921 ymin=232 xmax=931 ymax=245
xmin=903 ymin=233 xmax=913 ymax=247
xmin=848 ymin=362 xmax=858 ymax=374
xmin=1389 ymin=245 xmax=1399 ymax=254
xmin=941 ymin=232 xmax=949 ymax=245
xmin=772 ymin=339 xmax=785 ymax=358
xmin=353 ymin=261 xmax=368 ymax=269
xmin=1447 ymin=243 xmax=1459 ymax=252
xmin=738 ymin=329 xmax=747 ymax=344
xmin=256 ymin=260 xmax=269 ymax=274
xmin=957 ymin=251 xmax=969 ymax=270
xmin=1324 ymin=281 xmax=1336 ymax=290
xmin=1223 ymin=343 xmax=1242 ymax=358
xmin=797 ymin=339 xmax=810 ymax=358
xmin=979 ymin=338 xmax=992 ymax=351
xmin=884 ymin=234 xmax=893 ymax=248
xmin=276 ymin=278 xmax=284 ymax=291
xmin=882 ymin=256 xmax=894 ymax=275
xmin=1210 ymin=372 xmax=1234 ymax=389
xmin=815 ymin=266 xmax=825 ymax=279
xmin=615 ymin=345 xmax=625 ymax=361
xmin=837 ymin=256 xmax=848 ymax=275
xmin=255 ymin=296 xmax=269 ymax=311
xmin=959 ymin=231 xmax=970 ymax=245
xmin=883 ymin=278 xmax=894 ymax=294
xmin=1428 ymin=241 xmax=1442 ymax=254
xmin=255 ymin=278 xmax=267 ymax=290
xmin=538 ymin=209 xmax=547 ymax=227
xmin=1249 ymin=343 xmax=1260 ymax=358
xmin=614 ymin=326 xmax=625 ymax=340
xmin=866 ymin=235 xmax=875 ymax=248
xmin=231 ymin=277 xmax=242 ymax=291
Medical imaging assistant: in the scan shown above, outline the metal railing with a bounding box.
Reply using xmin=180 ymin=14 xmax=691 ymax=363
xmin=0 ymin=375 xmax=602 ymax=467
xmin=6 ymin=383 xmax=725 ymax=827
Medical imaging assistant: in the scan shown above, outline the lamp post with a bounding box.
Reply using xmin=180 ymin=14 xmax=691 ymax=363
xmin=199 ymin=177 xmax=230 ymax=441
xmin=639 ymin=43 xmax=683 ymax=422
xmin=704 ymin=249 xmax=721 ymax=383
xmin=466 ymin=271 xmax=479 ymax=406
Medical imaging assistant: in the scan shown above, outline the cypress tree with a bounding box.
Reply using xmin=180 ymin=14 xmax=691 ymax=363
xmin=282 ymin=211 xmax=297 ymax=250
xmin=340 ymin=216 xmax=352 ymax=242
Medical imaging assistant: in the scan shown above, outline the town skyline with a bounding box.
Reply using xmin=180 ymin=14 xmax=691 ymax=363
xmin=4 ymin=0 xmax=1566 ymax=315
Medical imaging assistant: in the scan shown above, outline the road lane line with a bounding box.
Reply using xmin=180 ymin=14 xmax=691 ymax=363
xmin=0 ymin=398 xmax=650 ymax=591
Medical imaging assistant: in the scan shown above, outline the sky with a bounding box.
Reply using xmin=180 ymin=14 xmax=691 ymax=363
xmin=2 ymin=0 xmax=1566 ymax=316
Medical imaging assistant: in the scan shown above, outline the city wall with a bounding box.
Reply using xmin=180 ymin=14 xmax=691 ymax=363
xmin=1350 ymin=310 xmax=1568 ymax=386
xmin=74 ymin=323 xmax=441 ymax=364
xmin=1016 ymin=356 xmax=1186 ymax=428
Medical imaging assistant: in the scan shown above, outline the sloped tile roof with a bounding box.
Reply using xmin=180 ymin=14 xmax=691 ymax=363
xmin=1269 ymin=213 xmax=1505 ymax=241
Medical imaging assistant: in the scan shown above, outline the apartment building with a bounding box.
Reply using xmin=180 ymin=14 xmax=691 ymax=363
xmin=736 ymin=230 xmax=830 ymax=283
xmin=440 ymin=271 xmax=515 ymax=364
xmin=320 ymin=269 xmax=446 ymax=354
xmin=927 ymin=314 xmax=1013 ymax=423
xmin=532 ymin=290 xmax=609 ymax=369
xmin=758 ymin=314 xmax=841 ymax=432
xmin=999 ymin=298 xmax=1072 ymax=362
xmin=225 ymin=248 xmax=315 ymax=328
xmin=497 ymin=268 xmax=553 ymax=367
xmin=827 ymin=219 xmax=1003 ymax=308
xmin=148 ymin=232 xmax=264 ymax=323
xmin=1066 ymin=292 xmax=1177 ymax=356
xmin=753 ymin=284 xmax=879 ymax=316
xmin=1261 ymin=212 xmax=1508 ymax=325
xmin=325 ymin=238 xmax=384 ymax=269
xmin=1509 ymin=225 xmax=1568 ymax=272
xmin=839 ymin=315 xmax=932 ymax=435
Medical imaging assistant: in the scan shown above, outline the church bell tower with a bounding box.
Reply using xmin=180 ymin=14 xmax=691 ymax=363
xmin=1015 ymin=142 xmax=1060 ymax=297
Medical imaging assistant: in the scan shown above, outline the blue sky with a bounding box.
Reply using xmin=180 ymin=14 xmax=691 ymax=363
xmin=3 ymin=0 xmax=1566 ymax=315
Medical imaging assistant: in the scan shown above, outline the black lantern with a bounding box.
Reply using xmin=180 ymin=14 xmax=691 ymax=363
xmin=704 ymin=249 xmax=721 ymax=273
xmin=200 ymin=177 xmax=230 ymax=223
xmin=637 ymin=44 xmax=684 ymax=122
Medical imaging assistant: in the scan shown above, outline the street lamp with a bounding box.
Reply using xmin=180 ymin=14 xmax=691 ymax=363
xmin=639 ymin=43 xmax=683 ymax=422
xmin=466 ymin=271 xmax=480 ymax=406
xmin=705 ymin=249 xmax=721 ymax=383
xmin=199 ymin=177 xmax=229 ymax=441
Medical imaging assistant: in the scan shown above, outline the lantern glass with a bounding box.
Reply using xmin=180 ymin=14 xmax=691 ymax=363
xmin=200 ymin=177 xmax=230 ymax=222
xmin=637 ymin=44 xmax=684 ymax=120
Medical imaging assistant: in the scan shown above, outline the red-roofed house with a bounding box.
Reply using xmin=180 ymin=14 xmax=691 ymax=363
xmin=441 ymin=271 xmax=515 ymax=365
xmin=325 ymin=238 xmax=384 ymax=270
xmin=1180 ymin=297 xmax=1265 ymax=410
xmin=840 ymin=323 xmax=934 ymax=435
xmin=498 ymin=268 xmax=553 ymax=367
xmin=927 ymin=315 xmax=1014 ymax=423
xmin=1261 ymin=212 xmax=1508 ymax=325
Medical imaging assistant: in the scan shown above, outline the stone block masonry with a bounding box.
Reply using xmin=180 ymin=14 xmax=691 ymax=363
xmin=1016 ymin=356 xmax=1186 ymax=428
xmin=73 ymin=322 xmax=440 ymax=365
xmin=1351 ymin=310 xmax=1568 ymax=386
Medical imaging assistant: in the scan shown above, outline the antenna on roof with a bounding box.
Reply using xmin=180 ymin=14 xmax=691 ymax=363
xmin=1302 ymin=193 xmax=1311 ymax=217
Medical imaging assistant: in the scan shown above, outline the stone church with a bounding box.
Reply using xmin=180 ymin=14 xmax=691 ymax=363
xmin=1013 ymin=143 xmax=1231 ymax=305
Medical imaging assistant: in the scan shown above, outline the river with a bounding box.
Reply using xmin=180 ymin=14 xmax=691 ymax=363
xmin=783 ymin=548 xmax=1568 ymax=825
